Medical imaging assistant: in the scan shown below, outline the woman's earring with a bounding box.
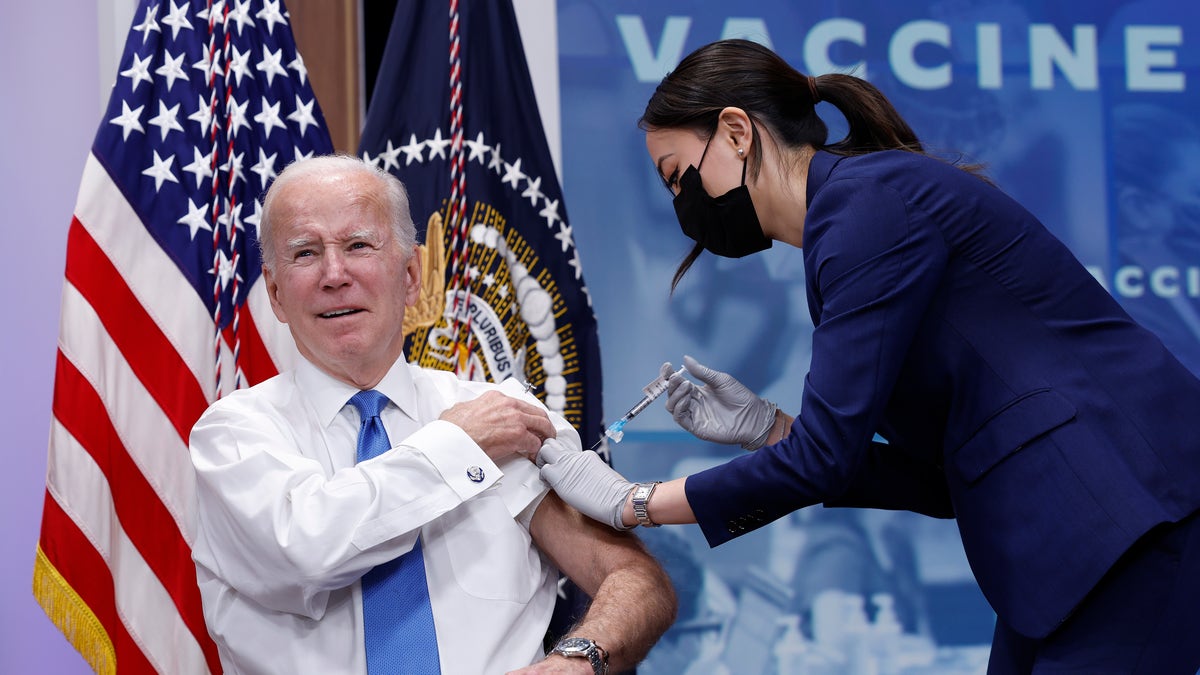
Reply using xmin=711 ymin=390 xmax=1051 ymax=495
xmin=737 ymin=147 xmax=745 ymax=158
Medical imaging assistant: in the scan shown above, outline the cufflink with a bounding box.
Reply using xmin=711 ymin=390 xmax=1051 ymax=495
xmin=466 ymin=466 xmax=485 ymax=482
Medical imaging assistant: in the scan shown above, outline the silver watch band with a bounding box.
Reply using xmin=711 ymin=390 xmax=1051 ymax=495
xmin=631 ymin=481 xmax=661 ymax=527
xmin=550 ymin=636 xmax=608 ymax=675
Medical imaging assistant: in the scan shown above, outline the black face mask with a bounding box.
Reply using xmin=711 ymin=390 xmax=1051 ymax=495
xmin=672 ymin=138 xmax=771 ymax=258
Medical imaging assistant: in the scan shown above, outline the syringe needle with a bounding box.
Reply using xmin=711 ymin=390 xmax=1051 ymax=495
xmin=587 ymin=366 xmax=684 ymax=451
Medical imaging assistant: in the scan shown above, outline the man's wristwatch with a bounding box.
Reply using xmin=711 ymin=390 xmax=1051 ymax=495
xmin=631 ymin=481 xmax=661 ymax=527
xmin=550 ymin=636 xmax=608 ymax=674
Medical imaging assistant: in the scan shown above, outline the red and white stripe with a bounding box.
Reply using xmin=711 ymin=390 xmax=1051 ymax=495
xmin=38 ymin=154 xmax=298 ymax=674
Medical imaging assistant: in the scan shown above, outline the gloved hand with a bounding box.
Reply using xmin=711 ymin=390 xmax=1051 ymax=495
xmin=662 ymin=355 xmax=779 ymax=450
xmin=537 ymin=438 xmax=636 ymax=530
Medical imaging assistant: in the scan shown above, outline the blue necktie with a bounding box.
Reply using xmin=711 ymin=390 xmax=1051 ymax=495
xmin=349 ymin=389 xmax=441 ymax=674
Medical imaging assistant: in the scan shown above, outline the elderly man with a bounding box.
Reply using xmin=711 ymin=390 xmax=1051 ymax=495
xmin=189 ymin=155 xmax=675 ymax=674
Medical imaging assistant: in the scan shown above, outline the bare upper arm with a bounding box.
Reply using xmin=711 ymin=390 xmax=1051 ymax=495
xmin=528 ymin=491 xmax=655 ymax=597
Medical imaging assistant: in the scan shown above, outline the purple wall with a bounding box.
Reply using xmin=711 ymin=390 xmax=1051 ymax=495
xmin=1 ymin=0 xmax=101 ymax=672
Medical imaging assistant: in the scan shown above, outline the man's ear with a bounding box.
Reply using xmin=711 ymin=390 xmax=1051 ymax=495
xmin=404 ymin=245 xmax=422 ymax=308
xmin=263 ymin=265 xmax=289 ymax=324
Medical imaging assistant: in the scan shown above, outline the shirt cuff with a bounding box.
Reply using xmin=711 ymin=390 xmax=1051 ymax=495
xmin=404 ymin=419 xmax=502 ymax=499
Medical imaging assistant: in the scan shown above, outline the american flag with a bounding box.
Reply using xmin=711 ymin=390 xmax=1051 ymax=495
xmin=33 ymin=1 xmax=331 ymax=672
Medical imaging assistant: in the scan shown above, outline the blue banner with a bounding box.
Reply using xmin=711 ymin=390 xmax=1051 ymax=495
xmin=559 ymin=1 xmax=1199 ymax=672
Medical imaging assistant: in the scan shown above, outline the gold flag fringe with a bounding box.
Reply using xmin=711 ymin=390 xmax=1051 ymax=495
xmin=33 ymin=544 xmax=116 ymax=675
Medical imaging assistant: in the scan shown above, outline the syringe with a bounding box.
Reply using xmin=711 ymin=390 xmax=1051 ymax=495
xmin=589 ymin=366 xmax=685 ymax=451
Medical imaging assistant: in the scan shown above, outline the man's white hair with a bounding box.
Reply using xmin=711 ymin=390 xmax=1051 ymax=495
xmin=258 ymin=154 xmax=417 ymax=270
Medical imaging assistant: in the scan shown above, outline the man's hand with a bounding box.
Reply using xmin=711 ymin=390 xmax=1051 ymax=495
xmin=506 ymin=654 xmax=594 ymax=674
xmin=664 ymin=355 xmax=778 ymax=450
xmin=439 ymin=391 xmax=556 ymax=462
xmin=537 ymin=438 xmax=635 ymax=530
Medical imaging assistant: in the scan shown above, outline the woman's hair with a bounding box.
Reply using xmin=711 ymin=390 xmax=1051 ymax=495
xmin=639 ymin=39 xmax=952 ymax=289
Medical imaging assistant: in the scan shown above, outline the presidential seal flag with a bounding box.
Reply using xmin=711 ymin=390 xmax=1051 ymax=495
xmin=358 ymin=0 xmax=605 ymax=637
xmin=359 ymin=1 xmax=603 ymax=449
xmin=33 ymin=0 xmax=332 ymax=672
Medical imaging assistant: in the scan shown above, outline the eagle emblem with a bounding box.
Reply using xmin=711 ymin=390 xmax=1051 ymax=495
xmin=402 ymin=211 xmax=448 ymax=336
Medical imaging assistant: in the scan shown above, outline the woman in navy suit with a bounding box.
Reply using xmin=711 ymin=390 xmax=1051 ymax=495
xmin=538 ymin=39 xmax=1200 ymax=674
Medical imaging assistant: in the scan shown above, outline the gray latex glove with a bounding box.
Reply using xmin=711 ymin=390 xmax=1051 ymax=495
xmin=537 ymin=438 xmax=636 ymax=530
xmin=663 ymin=355 xmax=779 ymax=450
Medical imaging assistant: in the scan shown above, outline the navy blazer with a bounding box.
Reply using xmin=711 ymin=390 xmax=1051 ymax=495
xmin=685 ymin=150 xmax=1200 ymax=638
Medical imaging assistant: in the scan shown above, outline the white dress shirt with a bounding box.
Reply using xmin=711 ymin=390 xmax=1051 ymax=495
xmin=190 ymin=357 xmax=576 ymax=674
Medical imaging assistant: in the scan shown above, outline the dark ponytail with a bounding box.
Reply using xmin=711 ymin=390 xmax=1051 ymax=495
xmin=640 ymin=39 xmax=929 ymax=165
xmin=640 ymin=39 xmax=978 ymax=288
xmin=815 ymin=73 xmax=923 ymax=155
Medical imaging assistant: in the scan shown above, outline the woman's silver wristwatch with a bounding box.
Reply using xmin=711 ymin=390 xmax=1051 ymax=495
xmin=549 ymin=636 xmax=608 ymax=674
xmin=631 ymin=481 xmax=661 ymax=527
